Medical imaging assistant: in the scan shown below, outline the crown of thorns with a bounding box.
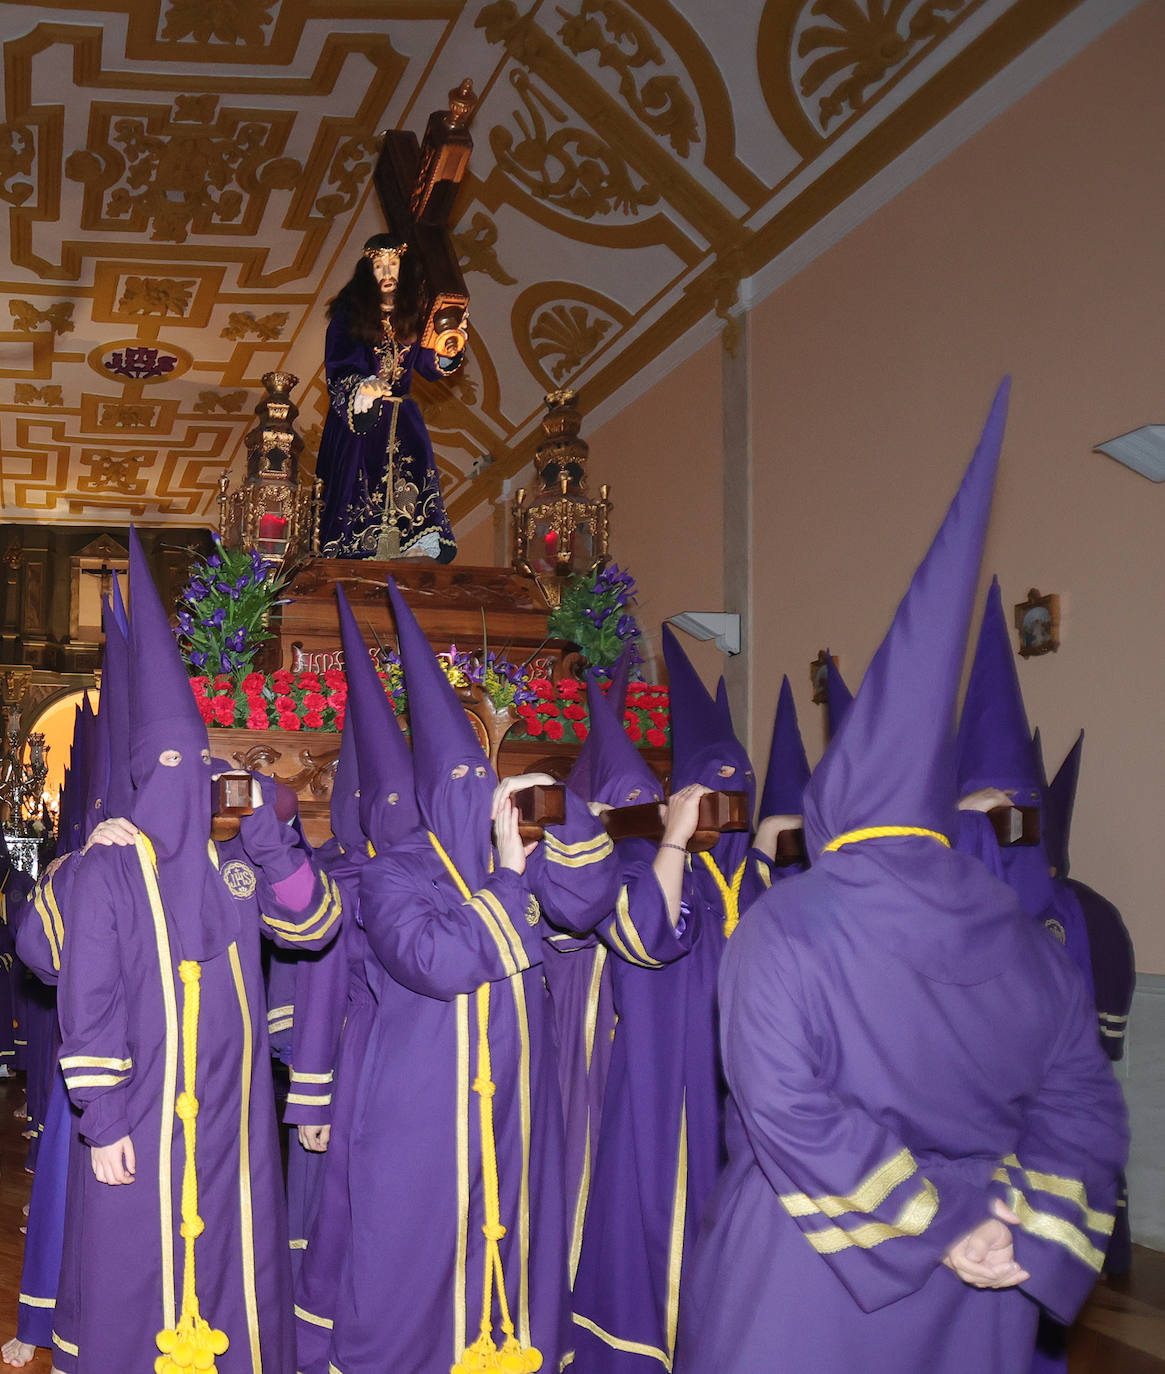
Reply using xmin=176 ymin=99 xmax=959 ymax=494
xmin=362 ymin=243 xmax=407 ymax=264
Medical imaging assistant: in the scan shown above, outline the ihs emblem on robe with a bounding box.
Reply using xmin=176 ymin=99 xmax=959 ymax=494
xmin=221 ymin=860 xmax=258 ymax=900
xmin=1043 ymin=917 xmax=1066 ymax=946
xmin=525 ymin=895 xmax=541 ymax=927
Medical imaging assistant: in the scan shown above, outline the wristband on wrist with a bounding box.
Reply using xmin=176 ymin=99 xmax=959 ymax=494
xmin=660 ymin=841 xmax=687 ymax=854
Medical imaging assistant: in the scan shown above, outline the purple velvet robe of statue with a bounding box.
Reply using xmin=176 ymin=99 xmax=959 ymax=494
xmin=41 ymin=831 xmax=341 ymax=1374
xmin=316 ymin=311 xmax=459 ymax=562
xmin=570 ymin=843 xmax=769 ymax=1372
xmin=677 ymin=851 xmax=1128 ymax=1374
xmin=326 ymin=806 xmax=616 ymax=1374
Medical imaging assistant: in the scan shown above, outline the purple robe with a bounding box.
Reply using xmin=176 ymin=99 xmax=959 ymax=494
xmin=46 ymin=830 xmax=341 ymax=1374
xmin=569 ymin=846 xmax=768 ymax=1372
xmin=325 ymin=806 xmax=616 ymax=1374
xmin=316 ymin=311 xmax=459 ymax=562
xmin=679 ymin=853 xmax=1127 ymax=1374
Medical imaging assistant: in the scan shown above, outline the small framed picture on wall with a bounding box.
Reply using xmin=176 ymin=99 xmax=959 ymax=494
xmin=1014 ymin=588 xmax=1059 ymax=658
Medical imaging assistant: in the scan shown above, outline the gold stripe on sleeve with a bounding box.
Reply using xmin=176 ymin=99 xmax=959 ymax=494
xmin=1006 ymin=1187 xmax=1106 ymax=1271
xmin=804 ymin=1182 xmax=939 ymax=1254
xmin=779 ymin=1148 xmax=918 ymax=1220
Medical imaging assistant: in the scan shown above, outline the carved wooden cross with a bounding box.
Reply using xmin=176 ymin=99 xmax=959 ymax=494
xmin=372 ymin=79 xmax=477 ymax=362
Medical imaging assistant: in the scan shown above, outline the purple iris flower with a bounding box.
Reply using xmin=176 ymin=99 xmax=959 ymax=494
xmin=190 ymin=651 xmax=206 ymax=668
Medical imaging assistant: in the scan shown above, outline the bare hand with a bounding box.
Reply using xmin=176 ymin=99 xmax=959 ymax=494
xmin=942 ymin=1199 xmax=1029 ymax=1288
xmin=91 ymin=1135 xmax=135 ymax=1185
xmin=957 ymin=788 xmax=1015 ymax=814
xmin=490 ymin=773 xmax=557 ymax=821
xmin=660 ymin=784 xmax=711 ymax=849
xmin=297 ymin=1123 xmax=331 ymax=1153
xmin=82 ymin=818 xmax=139 ymax=852
xmin=494 ymin=797 xmax=528 ymax=875
xmin=754 ymin=814 xmax=803 ymax=861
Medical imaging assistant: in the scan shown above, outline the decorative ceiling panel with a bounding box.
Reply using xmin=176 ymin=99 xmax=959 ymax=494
xmin=0 ymin=0 xmax=1121 ymax=531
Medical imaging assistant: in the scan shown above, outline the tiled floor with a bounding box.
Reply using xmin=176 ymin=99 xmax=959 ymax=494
xmin=0 ymin=1072 xmax=1160 ymax=1372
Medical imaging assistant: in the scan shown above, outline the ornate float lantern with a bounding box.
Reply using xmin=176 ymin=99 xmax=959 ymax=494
xmin=218 ymin=371 xmax=322 ymax=568
xmin=512 ymin=390 xmax=611 ymax=607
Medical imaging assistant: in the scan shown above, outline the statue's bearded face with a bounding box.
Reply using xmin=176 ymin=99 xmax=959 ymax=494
xmin=372 ymin=256 xmax=400 ymax=298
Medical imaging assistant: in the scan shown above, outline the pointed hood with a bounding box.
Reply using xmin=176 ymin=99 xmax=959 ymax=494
xmin=110 ymin=568 xmax=128 ymax=634
xmin=568 ymin=650 xmax=634 ymax=803
xmin=80 ymin=687 xmax=109 ymax=843
xmin=804 ymin=381 xmax=1010 ymax=854
xmin=336 ymin=585 xmax=418 ymax=853
xmin=759 ymin=676 xmax=811 ymax=820
xmin=329 ymin=710 xmax=366 ymax=856
xmin=128 ymin=527 xmax=236 ymax=960
xmin=663 ymin=624 xmax=755 ymax=869
xmin=569 ymin=660 xmax=662 ymax=810
xmin=101 ymin=591 xmax=133 ymax=819
xmin=1044 ymin=730 xmax=1083 ymax=880
xmin=61 ymin=713 xmax=84 ymax=853
xmin=825 ymin=655 xmax=854 ymax=740
xmin=956 ymin=578 xmax=1042 ymax=805
xmin=387 ymin=577 xmax=494 ymax=885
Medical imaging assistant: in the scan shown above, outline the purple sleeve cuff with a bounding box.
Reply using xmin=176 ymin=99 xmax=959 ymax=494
xmin=271 ymin=858 xmax=315 ymax=910
xmin=79 ymin=1091 xmax=132 ymax=1148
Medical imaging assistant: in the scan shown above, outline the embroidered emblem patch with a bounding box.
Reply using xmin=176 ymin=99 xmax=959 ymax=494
xmin=1044 ymin=917 xmax=1066 ymax=946
xmin=221 ymin=860 xmax=257 ymax=900
xmin=525 ymin=895 xmax=541 ymax=927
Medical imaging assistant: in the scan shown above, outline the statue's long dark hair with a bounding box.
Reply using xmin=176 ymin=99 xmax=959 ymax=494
xmin=328 ymin=233 xmax=425 ymax=345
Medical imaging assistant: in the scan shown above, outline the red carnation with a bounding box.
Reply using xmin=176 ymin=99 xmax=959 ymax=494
xmin=323 ymin=668 xmax=346 ymax=689
xmin=516 ymin=703 xmax=537 ymax=721
xmin=303 ymin=710 xmax=324 ymax=729
xmin=556 ymin=678 xmax=581 ymax=698
xmin=296 ymin=672 xmax=322 ymax=691
xmin=530 ymin=677 xmax=553 ymax=700
xmin=562 ymin=703 xmax=586 ymax=721
xmin=196 ymin=700 xmax=214 ymax=724
xmin=333 ymin=709 xmax=346 ymax=731
xmin=278 ymin=712 xmax=302 ymax=731
xmin=544 ymin=719 xmax=564 ymax=741
xmin=272 ymin=670 xmax=294 ymax=690
xmin=241 ymin=672 xmax=265 ymax=692
xmin=649 ymin=710 xmax=668 ymax=729
xmin=573 ymin=723 xmax=589 ymax=742
xmin=525 ymin=718 xmax=544 ymax=737
xmin=540 ymin=702 xmax=559 ymax=718
xmin=246 ymin=713 xmax=269 ymax=731
xmin=625 ymin=722 xmax=642 ymax=743
xmin=190 ymin=676 xmax=209 ymax=697
xmin=274 ymin=694 xmax=295 ymax=713
xmin=623 ymin=711 xmax=637 ymax=727
xmin=303 ymin=692 xmax=326 ymax=711
xmin=646 ymin=727 xmax=666 ymax=748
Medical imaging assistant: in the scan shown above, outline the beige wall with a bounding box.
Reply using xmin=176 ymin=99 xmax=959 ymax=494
xmin=572 ymin=4 xmax=1165 ymax=969
xmin=588 ymin=337 xmax=726 ymax=688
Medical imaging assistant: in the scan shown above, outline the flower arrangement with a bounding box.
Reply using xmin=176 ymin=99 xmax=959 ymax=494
xmin=176 ymin=538 xmax=288 ymax=675
xmin=188 ymin=667 xmax=670 ymax=748
xmin=546 ymin=563 xmax=643 ymax=675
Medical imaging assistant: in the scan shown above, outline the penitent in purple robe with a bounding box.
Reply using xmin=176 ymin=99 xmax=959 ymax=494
xmin=324 ymin=577 xmax=617 ymax=1374
xmin=680 ymin=382 xmax=1127 ymax=1374
xmin=42 ymin=530 xmax=343 ymax=1374
xmin=570 ymin=633 xmax=767 ymax=1374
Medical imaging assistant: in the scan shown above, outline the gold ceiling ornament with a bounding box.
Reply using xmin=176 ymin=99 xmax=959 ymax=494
xmin=490 ymin=69 xmax=660 ymax=221
xmin=9 ymin=301 xmax=73 ymax=335
xmin=452 ymin=211 xmax=517 ymax=286
xmin=0 ymin=123 xmax=34 ymax=207
xmin=557 ymin=0 xmax=700 ymax=157
xmin=13 ymin=385 xmax=62 ymax=407
xmin=221 ymin=310 xmax=288 ymax=341
xmin=512 ymin=390 xmax=611 ymax=609
xmin=78 ymin=451 xmax=153 ymax=497
xmin=161 ymin=0 xmax=278 ymax=46
xmin=513 ymin=280 xmax=632 ymax=392
xmin=117 ymin=276 xmax=196 ymax=317
xmin=193 ymin=390 xmax=249 ymax=415
xmin=218 ymin=371 xmax=321 ymax=569
xmin=532 ymin=304 xmax=612 ymax=384
xmin=64 ymin=96 xmax=301 ymax=244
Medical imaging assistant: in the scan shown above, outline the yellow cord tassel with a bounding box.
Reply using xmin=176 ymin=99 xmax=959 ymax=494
xmin=697 ymin=852 xmax=748 ymax=939
xmin=155 ymin=960 xmax=229 ymax=1373
xmin=449 ymin=983 xmax=542 ymax=1374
